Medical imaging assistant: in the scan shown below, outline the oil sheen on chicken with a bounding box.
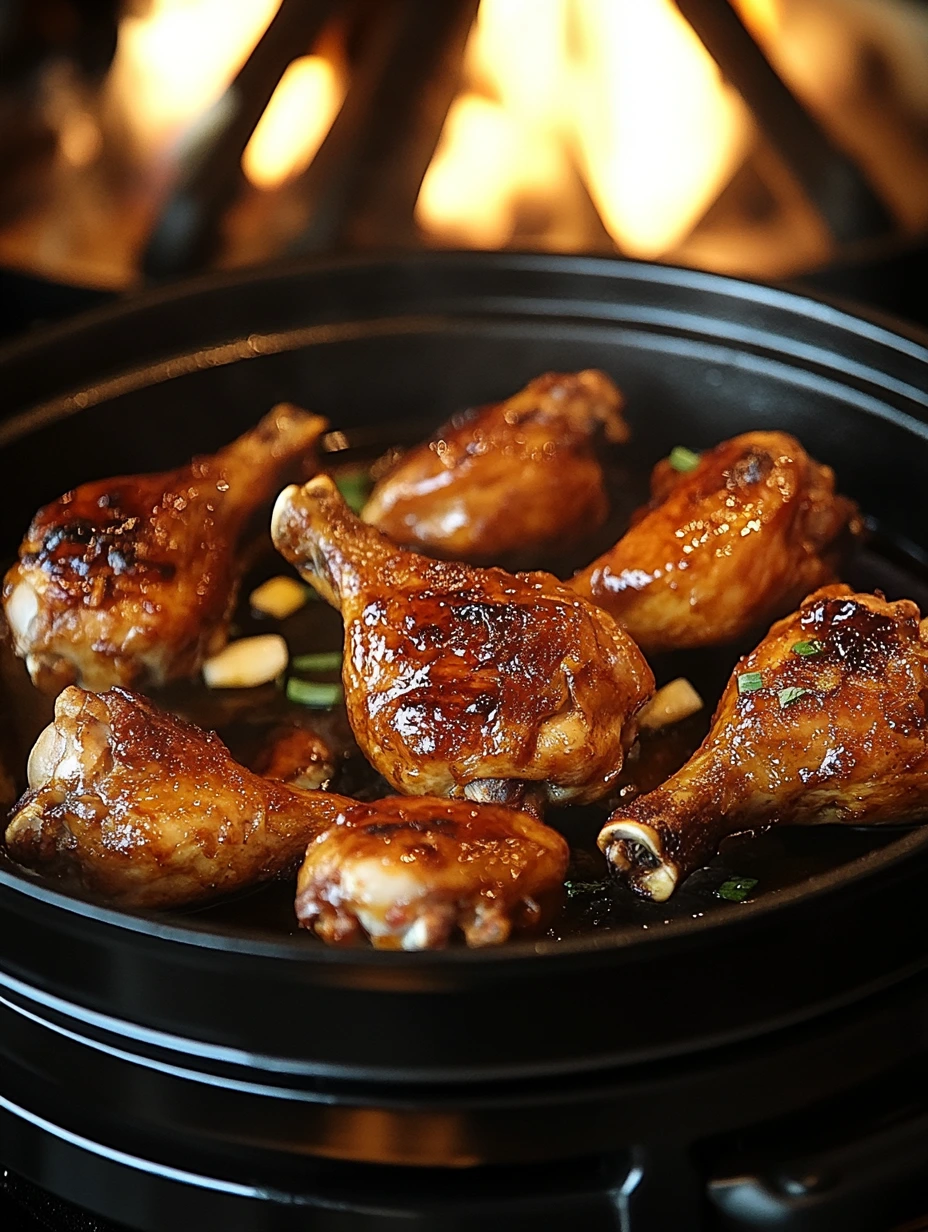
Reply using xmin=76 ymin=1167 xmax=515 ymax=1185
xmin=272 ymin=475 xmax=655 ymax=806
xmin=7 ymin=686 xmax=569 ymax=947
xmin=572 ymin=431 xmax=858 ymax=653
xmin=3 ymin=404 xmax=327 ymax=694
xmin=600 ymin=586 xmax=928 ymax=900
xmin=296 ymin=795 xmax=569 ymax=949
xmin=5 ymin=685 xmax=346 ymax=908
xmin=362 ymin=370 xmax=628 ymax=568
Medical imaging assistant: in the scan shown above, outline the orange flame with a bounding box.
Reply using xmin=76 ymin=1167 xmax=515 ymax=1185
xmin=242 ymin=55 xmax=344 ymax=190
xmin=107 ymin=0 xmax=280 ymax=159
xmin=418 ymin=0 xmax=780 ymax=258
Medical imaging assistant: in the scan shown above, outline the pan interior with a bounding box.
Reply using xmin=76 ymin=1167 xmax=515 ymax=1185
xmin=2 ymin=289 xmax=928 ymax=956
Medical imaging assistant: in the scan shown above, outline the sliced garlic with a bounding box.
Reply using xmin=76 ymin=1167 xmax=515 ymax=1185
xmin=203 ymin=635 xmax=288 ymax=689
xmin=638 ymin=677 xmax=703 ymax=732
xmin=249 ymin=575 xmax=309 ymax=620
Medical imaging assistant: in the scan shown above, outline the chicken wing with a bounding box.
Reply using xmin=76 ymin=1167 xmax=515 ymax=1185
xmin=296 ymin=795 xmax=569 ymax=949
xmin=572 ymin=431 xmax=858 ymax=653
xmin=272 ymin=476 xmax=654 ymax=805
xmin=600 ymin=586 xmax=928 ymax=900
xmin=362 ymin=370 xmax=627 ymax=568
xmin=3 ymin=404 xmax=327 ymax=694
xmin=5 ymin=685 xmax=347 ymax=908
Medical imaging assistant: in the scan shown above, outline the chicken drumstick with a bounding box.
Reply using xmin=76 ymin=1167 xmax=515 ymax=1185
xmin=3 ymin=404 xmax=327 ymax=693
xmin=272 ymin=475 xmax=654 ymax=807
xmin=297 ymin=795 xmax=568 ymax=949
xmin=362 ymin=370 xmax=627 ymax=568
xmin=6 ymin=684 xmax=345 ymax=908
xmin=6 ymin=686 xmax=568 ymax=947
xmin=600 ymin=586 xmax=928 ymax=900
xmin=572 ymin=431 xmax=858 ymax=653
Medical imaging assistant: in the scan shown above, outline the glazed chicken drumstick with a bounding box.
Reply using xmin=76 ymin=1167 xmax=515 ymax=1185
xmin=297 ymin=795 xmax=568 ymax=949
xmin=3 ymin=404 xmax=327 ymax=694
xmin=600 ymin=586 xmax=928 ymax=901
xmin=5 ymin=685 xmax=346 ymax=909
xmin=572 ymin=431 xmax=858 ymax=653
xmin=362 ymin=370 xmax=628 ymax=568
xmin=272 ymin=475 xmax=654 ymax=807
xmin=5 ymin=687 xmax=568 ymax=947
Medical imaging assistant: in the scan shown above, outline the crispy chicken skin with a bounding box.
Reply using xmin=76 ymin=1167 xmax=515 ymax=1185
xmin=5 ymin=685 xmax=348 ymax=908
xmin=272 ymin=475 xmax=654 ymax=806
xmin=600 ymin=586 xmax=928 ymax=901
xmin=296 ymin=796 xmax=569 ymax=949
xmin=361 ymin=370 xmax=628 ymax=567
xmin=3 ymin=404 xmax=327 ymax=694
xmin=572 ymin=431 xmax=858 ymax=653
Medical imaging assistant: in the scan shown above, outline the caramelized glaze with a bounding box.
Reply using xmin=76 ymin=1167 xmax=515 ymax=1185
xmin=600 ymin=586 xmax=928 ymax=900
xmin=362 ymin=370 xmax=627 ymax=567
xmin=272 ymin=475 xmax=655 ymax=804
xmin=3 ymin=405 xmax=327 ymax=693
xmin=297 ymin=795 xmax=569 ymax=949
xmin=572 ymin=431 xmax=859 ymax=653
xmin=6 ymin=685 xmax=349 ymax=908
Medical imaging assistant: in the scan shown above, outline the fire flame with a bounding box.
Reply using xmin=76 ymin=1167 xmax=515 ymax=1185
xmin=107 ymin=0 xmax=781 ymax=258
xmin=242 ymin=55 xmax=344 ymax=190
xmin=571 ymin=0 xmax=750 ymax=259
xmin=107 ymin=0 xmax=280 ymax=160
xmin=418 ymin=0 xmax=778 ymax=259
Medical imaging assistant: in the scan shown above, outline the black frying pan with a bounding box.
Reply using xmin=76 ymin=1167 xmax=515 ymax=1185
xmin=1 ymin=253 xmax=928 ymax=1193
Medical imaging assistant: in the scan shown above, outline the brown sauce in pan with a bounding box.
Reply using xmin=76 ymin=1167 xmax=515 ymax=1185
xmin=1 ymin=424 xmax=926 ymax=944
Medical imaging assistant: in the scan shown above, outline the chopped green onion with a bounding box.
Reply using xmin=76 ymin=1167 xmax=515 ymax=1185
xmin=716 ymin=876 xmax=758 ymax=903
xmin=286 ymin=678 xmax=343 ymax=708
xmin=336 ymin=469 xmax=372 ymax=513
xmin=778 ymin=686 xmax=810 ymax=708
xmin=668 ymin=445 xmax=700 ymax=473
xmin=290 ymin=651 xmax=343 ymax=672
xmin=737 ymin=671 xmax=763 ymax=695
xmin=792 ymin=639 xmax=824 ymax=657
xmin=563 ymin=879 xmax=608 ymax=898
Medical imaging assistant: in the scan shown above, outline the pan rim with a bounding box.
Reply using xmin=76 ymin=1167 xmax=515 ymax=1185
xmin=3 ymin=249 xmax=928 ymax=364
xmin=2 ymin=822 xmax=928 ymax=967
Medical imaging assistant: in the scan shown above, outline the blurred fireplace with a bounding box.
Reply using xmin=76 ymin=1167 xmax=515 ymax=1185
xmin=0 ymin=0 xmax=926 ymax=298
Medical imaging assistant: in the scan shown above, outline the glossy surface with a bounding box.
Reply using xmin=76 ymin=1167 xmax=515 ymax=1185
xmin=253 ymin=721 xmax=337 ymax=790
xmin=572 ymin=430 xmax=858 ymax=653
xmin=362 ymin=369 xmax=627 ymax=568
xmin=297 ymin=795 xmax=568 ymax=950
xmin=272 ymin=474 xmax=655 ymax=804
xmin=2 ymin=404 xmax=326 ymax=693
xmin=5 ymin=685 xmax=349 ymax=908
xmin=601 ymin=585 xmax=928 ymax=900
xmin=5 ymin=684 xmax=567 ymax=949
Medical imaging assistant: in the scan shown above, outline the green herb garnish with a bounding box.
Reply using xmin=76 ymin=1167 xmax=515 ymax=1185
xmin=737 ymin=671 xmax=763 ymax=695
xmin=716 ymin=876 xmax=758 ymax=903
xmin=286 ymin=679 xmax=343 ymax=708
xmin=668 ymin=445 xmax=700 ymax=473
xmin=291 ymin=651 xmax=343 ymax=672
xmin=336 ymin=469 xmax=373 ymax=513
xmin=778 ymin=686 xmax=810 ymax=708
xmin=563 ymin=879 xmax=608 ymax=898
xmin=791 ymin=639 xmax=824 ymax=657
